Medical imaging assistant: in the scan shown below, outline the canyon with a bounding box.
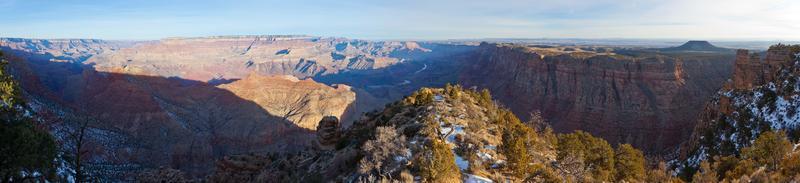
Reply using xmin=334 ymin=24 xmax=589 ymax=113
xmin=678 ymin=45 xmax=800 ymax=172
xmin=459 ymin=43 xmax=735 ymax=152
xmin=0 ymin=36 xmax=738 ymax=178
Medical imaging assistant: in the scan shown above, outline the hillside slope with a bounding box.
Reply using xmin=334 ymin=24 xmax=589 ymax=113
xmin=202 ymin=86 xmax=668 ymax=183
xmin=678 ymin=44 xmax=800 ymax=178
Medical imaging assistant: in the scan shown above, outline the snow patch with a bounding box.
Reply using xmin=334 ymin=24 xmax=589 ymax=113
xmin=465 ymin=174 xmax=493 ymax=183
xmin=455 ymin=154 xmax=469 ymax=170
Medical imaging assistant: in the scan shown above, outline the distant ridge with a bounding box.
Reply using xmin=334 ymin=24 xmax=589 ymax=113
xmin=660 ymin=40 xmax=732 ymax=52
xmin=161 ymin=35 xmax=321 ymax=41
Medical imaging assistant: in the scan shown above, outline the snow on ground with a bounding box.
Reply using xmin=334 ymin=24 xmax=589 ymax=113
xmin=687 ymin=148 xmax=707 ymax=167
xmin=441 ymin=125 xmax=465 ymax=143
xmin=477 ymin=152 xmax=493 ymax=161
xmin=455 ymin=154 xmax=469 ymax=170
xmin=464 ymin=174 xmax=494 ymax=183
xmin=439 ymin=117 xmax=469 ymax=170
xmin=434 ymin=103 xmax=472 ymax=171
xmin=434 ymin=94 xmax=444 ymax=102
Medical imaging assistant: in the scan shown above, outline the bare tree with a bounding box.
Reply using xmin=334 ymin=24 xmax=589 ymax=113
xmin=358 ymin=126 xmax=408 ymax=180
xmin=526 ymin=110 xmax=548 ymax=133
xmin=63 ymin=113 xmax=95 ymax=183
xmin=61 ymin=76 xmax=101 ymax=182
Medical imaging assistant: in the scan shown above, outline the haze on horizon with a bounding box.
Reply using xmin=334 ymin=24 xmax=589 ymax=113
xmin=1 ymin=0 xmax=798 ymax=41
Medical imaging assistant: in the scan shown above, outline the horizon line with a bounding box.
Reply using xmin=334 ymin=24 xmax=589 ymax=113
xmin=2 ymin=34 xmax=800 ymax=43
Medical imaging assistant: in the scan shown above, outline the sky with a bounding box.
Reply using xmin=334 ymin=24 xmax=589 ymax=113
xmin=0 ymin=0 xmax=798 ymax=40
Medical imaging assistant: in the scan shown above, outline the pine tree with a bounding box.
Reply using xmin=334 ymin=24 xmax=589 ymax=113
xmin=501 ymin=125 xmax=532 ymax=178
xmin=780 ymin=152 xmax=800 ymax=178
xmin=691 ymin=161 xmax=718 ymax=183
xmin=478 ymin=89 xmax=492 ymax=108
xmin=556 ymin=131 xmax=615 ymax=181
xmin=741 ymin=131 xmax=791 ymax=171
xmin=646 ymin=162 xmax=681 ymax=183
xmin=614 ymin=144 xmax=645 ymax=182
xmin=0 ymin=52 xmax=58 ymax=182
xmin=417 ymin=138 xmax=460 ymax=183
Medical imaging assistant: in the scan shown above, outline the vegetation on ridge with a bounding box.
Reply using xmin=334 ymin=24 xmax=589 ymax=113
xmin=0 ymin=51 xmax=59 ymax=182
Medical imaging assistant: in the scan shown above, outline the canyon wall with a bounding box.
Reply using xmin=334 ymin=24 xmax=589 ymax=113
xmin=0 ymin=37 xmax=416 ymax=177
xmin=459 ymin=43 xmax=735 ymax=152
xmin=85 ymin=35 xmax=430 ymax=81
xmin=678 ymin=45 xmax=800 ymax=171
xmin=1 ymin=37 xmax=743 ymax=177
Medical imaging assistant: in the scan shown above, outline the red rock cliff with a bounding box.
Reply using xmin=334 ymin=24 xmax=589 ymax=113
xmin=460 ymin=43 xmax=734 ymax=152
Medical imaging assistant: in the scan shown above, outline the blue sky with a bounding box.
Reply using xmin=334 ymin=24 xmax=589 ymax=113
xmin=1 ymin=0 xmax=798 ymax=40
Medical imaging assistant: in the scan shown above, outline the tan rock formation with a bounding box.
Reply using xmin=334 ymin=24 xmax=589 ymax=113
xmin=84 ymin=36 xmax=427 ymax=81
xmin=219 ymin=74 xmax=356 ymax=129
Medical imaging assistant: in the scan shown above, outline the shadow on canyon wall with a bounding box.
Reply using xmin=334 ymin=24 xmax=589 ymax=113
xmin=1 ymin=47 xmax=312 ymax=179
xmin=316 ymin=43 xmax=477 ymax=102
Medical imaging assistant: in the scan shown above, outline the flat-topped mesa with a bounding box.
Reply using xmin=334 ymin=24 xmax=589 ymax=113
xmin=460 ymin=43 xmax=735 ymax=152
xmin=730 ymin=46 xmax=795 ymax=90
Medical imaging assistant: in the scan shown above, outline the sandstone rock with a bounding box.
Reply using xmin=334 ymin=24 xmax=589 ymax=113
xmin=731 ymin=47 xmax=796 ymax=90
xmin=219 ymin=74 xmax=356 ymax=129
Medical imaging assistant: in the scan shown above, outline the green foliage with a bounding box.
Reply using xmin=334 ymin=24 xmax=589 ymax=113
xmin=758 ymin=90 xmax=777 ymax=111
xmin=0 ymin=119 xmax=58 ymax=181
xmin=725 ymin=158 xmax=756 ymax=180
xmin=780 ymin=152 xmax=800 ymax=177
xmin=444 ymin=83 xmax=462 ymax=100
xmin=500 ymin=123 xmax=533 ymax=178
xmin=557 ymin=131 xmax=615 ymax=181
xmin=686 ymin=130 xmax=800 ymax=182
xmin=417 ymin=139 xmax=461 ymax=183
xmin=741 ymin=131 xmax=791 ymax=171
xmin=477 ymin=89 xmax=492 ymax=108
xmin=711 ymin=155 xmax=738 ymax=181
xmin=0 ymin=59 xmax=24 ymax=119
xmin=0 ymin=52 xmax=59 ymax=181
xmin=614 ymin=144 xmax=645 ymax=182
xmin=407 ymin=88 xmax=435 ymax=106
xmin=646 ymin=162 xmax=683 ymax=183
xmin=691 ymin=161 xmax=717 ymax=183
xmin=526 ymin=164 xmax=562 ymax=183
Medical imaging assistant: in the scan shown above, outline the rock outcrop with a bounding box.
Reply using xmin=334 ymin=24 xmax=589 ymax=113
xmin=729 ymin=48 xmax=795 ymax=90
xmin=679 ymin=44 xmax=800 ymax=171
xmin=219 ymin=74 xmax=356 ymax=129
xmin=315 ymin=116 xmax=341 ymax=148
xmin=459 ymin=43 xmax=735 ymax=152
